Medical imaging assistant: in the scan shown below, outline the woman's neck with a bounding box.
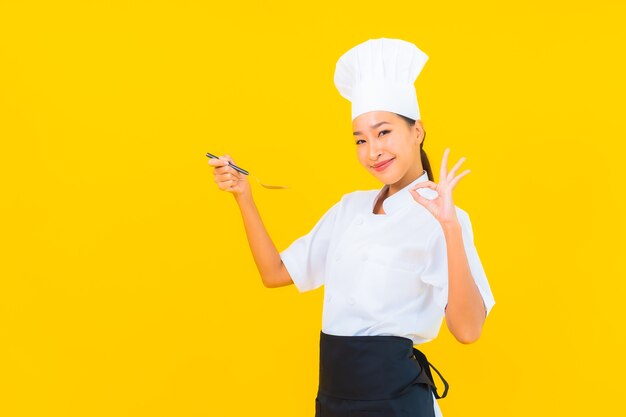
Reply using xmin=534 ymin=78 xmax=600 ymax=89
xmin=387 ymin=168 xmax=425 ymax=196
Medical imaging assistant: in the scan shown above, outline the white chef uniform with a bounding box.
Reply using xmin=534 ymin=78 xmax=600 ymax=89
xmin=280 ymin=170 xmax=496 ymax=417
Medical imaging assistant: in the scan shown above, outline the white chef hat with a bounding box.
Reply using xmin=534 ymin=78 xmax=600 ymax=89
xmin=334 ymin=37 xmax=429 ymax=122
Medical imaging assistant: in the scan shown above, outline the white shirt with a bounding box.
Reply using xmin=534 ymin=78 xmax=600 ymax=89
xmin=280 ymin=170 xmax=496 ymax=416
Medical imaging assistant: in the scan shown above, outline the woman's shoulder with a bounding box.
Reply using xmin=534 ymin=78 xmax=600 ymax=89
xmin=315 ymin=189 xmax=374 ymax=216
xmin=338 ymin=188 xmax=378 ymax=207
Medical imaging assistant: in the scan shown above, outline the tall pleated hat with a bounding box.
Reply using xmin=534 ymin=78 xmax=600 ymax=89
xmin=334 ymin=37 xmax=429 ymax=122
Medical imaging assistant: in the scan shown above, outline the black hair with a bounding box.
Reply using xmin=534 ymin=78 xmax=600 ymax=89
xmin=395 ymin=113 xmax=433 ymax=181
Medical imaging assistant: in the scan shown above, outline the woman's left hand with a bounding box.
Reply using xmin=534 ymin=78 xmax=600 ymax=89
xmin=408 ymin=148 xmax=470 ymax=225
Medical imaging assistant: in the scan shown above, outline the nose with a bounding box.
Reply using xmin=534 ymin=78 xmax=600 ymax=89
xmin=368 ymin=138 xmax=384 ymax=161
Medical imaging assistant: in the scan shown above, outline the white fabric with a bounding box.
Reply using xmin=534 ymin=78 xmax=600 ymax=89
xmin=334 ymin=37 xmax=429 ymax=121
xmin=279 ymin=170 xmax=496 ymax=417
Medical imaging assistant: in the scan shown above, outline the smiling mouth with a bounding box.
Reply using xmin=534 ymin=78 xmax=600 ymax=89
xmin=372 ymin=158 xmax=395 ymax=169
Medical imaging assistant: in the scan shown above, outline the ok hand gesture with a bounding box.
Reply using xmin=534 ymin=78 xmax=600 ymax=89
xmin=408 ymin=148 xmax=470 ymax=225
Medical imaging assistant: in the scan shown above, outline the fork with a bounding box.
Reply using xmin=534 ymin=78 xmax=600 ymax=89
xmin=206 ymin=152 xmax=289 ymax=189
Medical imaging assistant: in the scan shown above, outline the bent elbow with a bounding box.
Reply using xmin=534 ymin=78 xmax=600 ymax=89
xmin=262 ymin=276 xmax=277 ymax=288
xmin=261 ymin=270 xmax=293 ymax=289
xmin=453 ymin=329 xmax=482 ymax=345
xmin=456 ymin=335 xmax=479 ymax=344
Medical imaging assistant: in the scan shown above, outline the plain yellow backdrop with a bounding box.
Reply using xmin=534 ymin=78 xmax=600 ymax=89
xmin=1 ymin=1 xmax=625 ymax=416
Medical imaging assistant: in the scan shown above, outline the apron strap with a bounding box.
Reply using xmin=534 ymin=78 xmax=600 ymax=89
xmin=412 ymin=347 xmax=450 ymax=399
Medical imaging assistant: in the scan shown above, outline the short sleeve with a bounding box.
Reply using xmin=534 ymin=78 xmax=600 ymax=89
xmin=279 ymin=200 xmax=341 ymax=293
xmin=420 ymin=208 xmax=496 ymax=316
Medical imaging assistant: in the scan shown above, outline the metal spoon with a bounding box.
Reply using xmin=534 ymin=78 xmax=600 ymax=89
xmin=206 ymin=152 xmax=289 ymax=189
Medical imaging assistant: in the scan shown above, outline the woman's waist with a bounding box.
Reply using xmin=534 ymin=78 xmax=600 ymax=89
xmin=321 ymin=318 xmax=440 ymax=345
xmin=318 ymin=330 xmax=423 ymax=400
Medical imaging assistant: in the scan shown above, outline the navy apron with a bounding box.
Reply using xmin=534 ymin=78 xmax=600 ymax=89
xmin=315 ymin=330 xmax=449 ymax=417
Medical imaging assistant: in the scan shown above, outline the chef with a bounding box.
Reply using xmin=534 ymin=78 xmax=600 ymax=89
xmin=279 ymin=37 xmax=496 ymax=417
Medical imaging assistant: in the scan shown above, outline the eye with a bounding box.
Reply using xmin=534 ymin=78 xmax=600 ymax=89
xmin=355 ymin=139 xmax=365 ymax=145
xmin=379 ymin=130 xmax=391 ymax=137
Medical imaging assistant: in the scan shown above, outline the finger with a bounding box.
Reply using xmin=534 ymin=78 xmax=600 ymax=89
xmin=215 ymin=162 xmax=237 ymax=175
xmin=447 ymin=156 xmax=466 ymax=181
xmin=408 ymin=188 xmax=432 ymax=207
xmin=218 ymin=178 xmax=238 ymax=190
xmin=440 ymin=148 xmax=450 ymax=182
xmin=220 ymin=154 xmax=235 ymax=164
xmin=448 ymin=169 xmax=471 ymax=189
xmin=216 ymin=170 xmax=240 ymax=181
xmin=214 ymin=168 xmax=234 ymax=180
xmin=214 ymin=172 xmax=231 ymax=182
xmin=208 ymin=158 xmax=226 ymax=166
xmin=410 ymin=180 xmax=437 ymax=191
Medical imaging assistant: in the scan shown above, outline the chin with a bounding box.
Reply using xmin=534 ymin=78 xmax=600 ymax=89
xmin=372 ymin=171 xmax=401 ymax=184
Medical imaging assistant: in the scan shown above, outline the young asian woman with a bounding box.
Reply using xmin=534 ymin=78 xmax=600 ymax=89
xmin=207 ymin=38 xmax=495 ymax=417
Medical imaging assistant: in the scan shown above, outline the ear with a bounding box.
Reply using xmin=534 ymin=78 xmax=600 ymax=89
xmin=413 ymin=120 xmax=425 ymax=146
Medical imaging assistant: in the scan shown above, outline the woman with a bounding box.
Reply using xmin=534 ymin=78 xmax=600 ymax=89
xmin=208 ymin=38 xmax=495 ymax=417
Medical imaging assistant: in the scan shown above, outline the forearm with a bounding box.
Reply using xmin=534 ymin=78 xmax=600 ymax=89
xmin=233 ymin=193 xmax=283 ymax=287
xmin=441 ymin=220 xmax=486 ymax=344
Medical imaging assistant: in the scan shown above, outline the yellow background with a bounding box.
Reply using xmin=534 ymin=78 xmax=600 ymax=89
xmin=1 ymin=1 xmax=624 ymax=415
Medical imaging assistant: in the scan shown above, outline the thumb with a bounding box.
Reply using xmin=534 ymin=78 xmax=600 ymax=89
xmin=409 ymin=188 xmax=429 ymax=207
xmin=219 ymin=154 xmax=235 ymax=166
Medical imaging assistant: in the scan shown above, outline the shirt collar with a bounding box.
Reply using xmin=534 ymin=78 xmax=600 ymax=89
xmin=371 ymin=170 xmax=429 ymax=215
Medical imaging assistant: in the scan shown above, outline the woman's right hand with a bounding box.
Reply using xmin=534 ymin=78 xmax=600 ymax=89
xmin=208 ymin=154 xmax=251 ymax=198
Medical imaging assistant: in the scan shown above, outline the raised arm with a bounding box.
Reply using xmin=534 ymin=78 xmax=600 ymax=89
xmin=440 ymin=220 xmax=486 ymax=343
xmin=409 ymin=148 xmax=494 ymax=344
xmin=208 ymin=154 xmax=294 ymax=288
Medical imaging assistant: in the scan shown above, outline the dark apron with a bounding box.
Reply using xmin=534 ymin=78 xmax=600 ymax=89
xmin=315 ymin=330 xmax=449 ymax=417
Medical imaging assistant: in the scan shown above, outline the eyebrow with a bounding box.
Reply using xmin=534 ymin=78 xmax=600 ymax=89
xmin=353 ymin=121 xmax=391 ymax=136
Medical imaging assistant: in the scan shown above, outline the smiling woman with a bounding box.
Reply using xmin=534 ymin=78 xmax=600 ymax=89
xmin=207 ymin=37 xmax=496 ymax=417
xmin=352 ymin=111 xmax=434 ymax=189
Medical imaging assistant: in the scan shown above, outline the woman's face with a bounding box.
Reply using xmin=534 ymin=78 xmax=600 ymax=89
xmin=352 ymin=111 xmax=424 ymax=186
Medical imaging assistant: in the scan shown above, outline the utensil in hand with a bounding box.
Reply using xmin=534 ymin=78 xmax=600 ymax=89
xmin=206 ymin=152 xmax=289 ymax=189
